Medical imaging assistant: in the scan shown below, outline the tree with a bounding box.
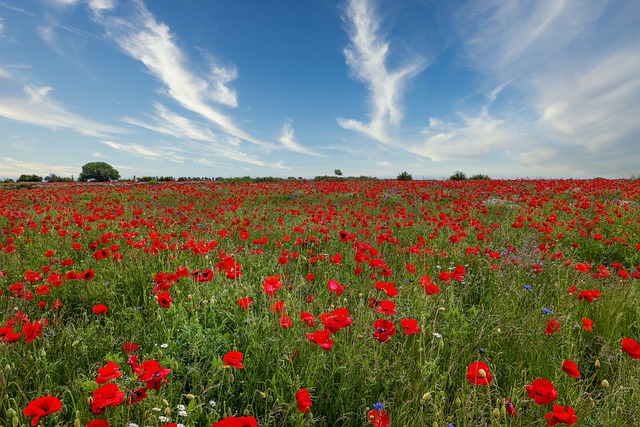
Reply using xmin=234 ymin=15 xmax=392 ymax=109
xmin=334 ymin=169 xmax=343 ymax=176
xmin=449 ymin=171 xmax=467 ymax=180
xmin=17 ymin=174 xmax=43 ymax=182
xmin=78 ymin=162 xmax=120 ymax=182
xmin=397 ymin=171 xmax=412 ymax=181
xmin=470 ymin=173 xmax=491 ymax=180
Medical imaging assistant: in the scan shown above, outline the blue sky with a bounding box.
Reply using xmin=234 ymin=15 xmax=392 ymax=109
xmin=1 ymin=0 xmax=639 ymax=180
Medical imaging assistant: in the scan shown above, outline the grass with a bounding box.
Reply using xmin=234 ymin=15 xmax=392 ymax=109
xmin=1 ymin=178 xmax=639 ymax=426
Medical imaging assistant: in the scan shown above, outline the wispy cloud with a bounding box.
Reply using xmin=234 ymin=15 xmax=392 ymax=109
xmin=338 ymin=0 xmax=426 ymax=144
xmin=123 ymin=103 xmax=218 ymax=143
xmin=277 ymin=120 xmax=324 ymax=157
xmin=0 ymin=84 xmax=123 ymax=137
xmin=0 ymin=156 xmax=77 ymax=178
xmin=101 ymin=140 xmax=186 ymax=163
xmin=89 ymin=0 xmax=265 ymax=146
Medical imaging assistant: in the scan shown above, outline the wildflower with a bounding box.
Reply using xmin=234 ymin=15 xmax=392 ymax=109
xmin=296 ymin=388 xmax=313 ymax=413
xmin=367 ymin=403 xmax=389 ymax=427
xmin=305 ymin=329 xmax=334 ymax=350
xmin=237 ymin=297 xmax=253 ymax=310
xmin=91 ymin=383 xmax=125 ymax=414
xmin=327 ymin=279 xmax=345 ymax=296
xmin=96 ymin=361 xmax=123 ymax=384
xmin=87 ymin=421 xmax=111 ymax=427
xmin=622 ymin=337 xmax=640 ymax=359
xmin=544 ymin=319 xmax=561 ymax=334
xmin=400 ymin=318 xmax=421 ymax=335
xmin=222 ymin=351 xmax=244 ymax=368
xmin=526 ymin=378 xmax=559 ymax=405
xmin=157 ymin=292 xmax=173 ymax=308
xmin=577 ymin=289 xmax=600 ymax=302
xmin=160 ymin=343 xmax=169 ymax=348
xmin=505 ymin=398 xmax=516 ymax=416
xmin=544 ymin=404 xmax=578 ymax=425
xmin=581 ymin=318 xmax=594 ymax=331
xmin=299 ymin=311 xmax=316 ymax=327
xmin=466 ymin=361 xmax=493 ymax=385
xmin=211 ymin=416 xmax=258 ymax=427
xmin=137 ymin=360 xmax=171 ymax=390
xmin=93 ymin=304 xmax=109 ymax=315
xmin=542 ymin=308 xmax=552 ymax=314
xmin=23 ymin=395 xmax=62 ymax=426
xmin=562 ymin=360 xmax=580 ymax=378
xmin=372 ymin=319 xmax=396 ymax=343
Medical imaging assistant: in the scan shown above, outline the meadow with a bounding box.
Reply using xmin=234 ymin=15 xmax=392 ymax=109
xmin=1 ymin=178 xmax=639 ymax=427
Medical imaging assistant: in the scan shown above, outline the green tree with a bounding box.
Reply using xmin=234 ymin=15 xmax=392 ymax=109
xmin=334 ymin=169 xmax=343 ymax=176
xmin=449 ymin=171 xmax=467 ymax=180
xmin=397 ymin=171 xmax=412 ymax=181
xmin=470 ymin=173 xmax=491 ymax=180
xmin=78 ymin=162 xmax=120 ymax=182
xmin=17 ymin=174 xmax=43 ymax=182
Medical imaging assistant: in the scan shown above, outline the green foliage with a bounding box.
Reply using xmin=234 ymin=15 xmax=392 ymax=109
xmin=396 ymin=171 xmax=412 ymax=181
xmin=334 ymin=169 xmax=343 ymax=176
xmin=17 ymin=174 xmax=43 ymax=182
xmin=449 ymin=171 xmax=467 ymax=180
xmin=44 ymin=173 xmax=74 ymax=182
xmin=78 ymin=162 xmax=120 ymax=182
xmin=469 ymin=173 xmax=491 ymax=180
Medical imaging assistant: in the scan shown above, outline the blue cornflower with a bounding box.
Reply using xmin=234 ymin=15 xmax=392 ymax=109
xmin=373 ymin=402 xmax=384 ymax=411
xmin=524 ymin=285 xmax=531 ymax=290
xmin=542 ymin=308 xmax=552 ymax=314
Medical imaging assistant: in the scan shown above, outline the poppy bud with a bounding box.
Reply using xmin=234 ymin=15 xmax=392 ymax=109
xmin=39 ymin=349 xmax=46 ymax=357
xmin=72 ymin=340 xmax=80 ymax=347
xmin=186 ymin=394 xmax=196 ymax=400
xmin=243 ymin=408 xmax=250 ymax=416
xmin=602 ymin=379 xmax=610 ymax=389
xmin=188 ymin=294 xmax=193 ymax=300
xmin=228 ymin=373 xmax=235 ymax=383
xmin=433 ymin=423 xmax=439 ymax=427
xmin=632 ymin=392 xmax=638 ymax=401
xmin=496 ymin=328 xmax=501 ymax=333
xmin=259 ymin=391 xmax=267 ymax=399
xmin=594 ymin=359 xmax=601 ymax=369
xmin=164 ymin=407 xmax=171 ymax=416
xmin=12 ymin=415 xmax=18 ymax=427
xmin=74 ymin=418 xmax=81 ymax=427
xmin=439 ymin=340 xmax=445 ymax=349
xmin=6 ymin=408 xmax=15 ymax=418
xmin=478 ymin=369 xmax=487 ymax=378
xmin=454 ymin=397 xmax=462 ymax=407
xmin=422 ymin=392 xmax=431 ymax=401
xmin=5 ymin=364 xmax=11 ymax=372
xmin=162 ymin=399 xmax=170 ymax=406
xmin=493 ymin=408 xmax=501 ymax=418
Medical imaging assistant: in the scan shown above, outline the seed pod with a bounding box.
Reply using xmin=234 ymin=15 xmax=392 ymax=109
xmin=594 ymin=359 xmax=601 ymax=369
xmin=602 ymin=379 xmax=610 ymax=389
xmin=492 ymin=408 xmax=501 ymax=418
xmin=422 ymin=392 xmax=431 ymax=402
xmin=186 ymin=394 xmax=196 ymax=400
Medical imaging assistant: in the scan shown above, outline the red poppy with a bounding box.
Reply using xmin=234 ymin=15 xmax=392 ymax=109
xmin=22 ymin=321 xmax=43 ymax=343
xmin=296 ymin=388 xmax=313 ymax=413
xmin=93 ymin=248 xmax=110 ymax=260
xmin=262 ymin=275 xmax=283 ymax=296
xmin=123 ymin=342 xmax=140 ymax=353
xmin=544 ymin=404 xmax=578 ymax=426
xmin=157 ymin=292 xmax=173 ymax=308
xmin=622 ymin=337 xmax=640 ymax=359
xmin=23 ymin=395 xmax=62 ymax=426
xmin=375 ymin=300 xmax=396 ymax=315
xmin=82 ymin=269 xmax=96 ymax=281
xmin=126 ymin=387 xmax=148 ymax=405
xmin=367 ymin=408 xmax=390 ymax=427
xmin=320 ymin=308 xmax=353 ymax=333
xmin=581 ymin=318 xmax=594 ymax=331
xmin=466 ymin=361 xmax=493 ymax=385
xmin=93 ymin=304 xmax=109 ymax=315
xmin=372 ymin=319 xmax=396 ymax=343
xmin=375 ymin=281 xmax=398 ymax=297
xmin=526 ymin=378 xmax=559 ymax=404
xmin=270 ymin=300 xmax=285 ymax=313
xmin=299 ymin=311 xmax=316 ymax=327
xmin=505 ymin=398 xmax=516 ymax=416
xmin=278 ymin=315 xmax=293 ymax=329
xmin=327 ymin=279 xmax=345 ymax=296
xmin=87 ymin=420 xmax=111 ymax=427
xmin=305 ymin=329 xmax=334 ymax=350
xmin=137 ymin=359 xmax=171 ymax=390
xmin=400 ymin=318 xmax=421 ymax=335
xmin=222 ymin=351 xmax=244 ymax=368
xmin=211 ymin=416 xmax=258 ymax=427
xmin=237 ymin=297 xmax=253 ymax=310
xmin=90 ymin=383 xmax=125 ymax=414
xmin=96 ymin=361 xmax=123 ymax=384
xmin=544 ymin=319 xmax=561 ymax=334
xmin=562 ymin=360 xmax=580 ymax=378
xmin=577 ymin=289 xmax=600 ymax=302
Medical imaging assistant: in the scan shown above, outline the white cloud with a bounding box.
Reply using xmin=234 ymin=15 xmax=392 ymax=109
xmin=0 ymin=156 xmax=77 ymax=178
xmin=0 ymin=84 xmax=123 ymax=137
xmin=277 ymin=120 xmax=324 ymax=157
xmin=91 ymin=0 xmax=265 ymax=146
xmin=123 ymin=103 xmax=218 ymax=143
xmin=338 ymin=0 xmax=426 ymax=144
xmin=101 ymin=140 xmax=186 ymax=162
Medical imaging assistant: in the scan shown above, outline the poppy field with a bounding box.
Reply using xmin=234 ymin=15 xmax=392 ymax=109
xmin=1 ymin=178 xmax=640 ymax=427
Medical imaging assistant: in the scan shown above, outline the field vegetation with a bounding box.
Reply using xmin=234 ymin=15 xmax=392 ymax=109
xmin=1 ymin=179 xmax=639 ymax=426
